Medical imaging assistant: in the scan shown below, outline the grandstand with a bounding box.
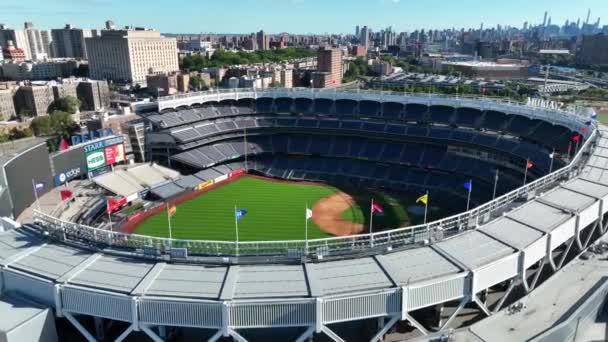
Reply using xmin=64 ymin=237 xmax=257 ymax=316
xmin=0 ymin=89 xmax=603 ymax=342
xmin=92 ymin=163 xmax=181 ymax=198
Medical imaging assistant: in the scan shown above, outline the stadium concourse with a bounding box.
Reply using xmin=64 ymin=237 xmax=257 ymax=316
xmin=0 ymin=89 xmax=606 ymax=342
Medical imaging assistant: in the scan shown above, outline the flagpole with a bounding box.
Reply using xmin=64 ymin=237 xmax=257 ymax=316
xmin=108 ymin=208 xmax=113 ymax=231
xmin=244 ymin=127 xmax=248 ymax=172
xmin=234 ymin=205 xmax=239 ymax=257
xmin=466 ymin=180 xmax=472 ymax=211
xmin=369 ymin=198 xmax=374 ymax=247
xmin=567 ymin=141 xmax=572 ymax=160
xmin=523 ymin=158 xmax=529 ymax=186
xmin=423 ymin=190 xmax=429 ymax=224
xmin=166 ymin=203 xmax=173 ymax=241
xmin=549 ymin=148 xmax=555 ymax=173
xmin=305 ymin=203 xmax=309 ymax=255
xmin=492 ymin=170 xmax=499 ymax=200
xmin=31 ymin=179 xmax=41 ymax=212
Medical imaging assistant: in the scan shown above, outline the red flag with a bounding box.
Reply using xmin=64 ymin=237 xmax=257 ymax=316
xmin=59 ymin=138 xmax=70 ymax=151
xmin=371 ymin=199 xmax=384 ymax=214
xmin=60 ymin=190 xmax=73 ymax=201
xmin=106 ymin=198 xmax=126 ymax=214
xmin=581 ymin=127 xmax=588 ymax=133
xmin=572 ymin=135 xmax=581 ymax=142
xmin=526 ymin=161 xmax=534 ymax=169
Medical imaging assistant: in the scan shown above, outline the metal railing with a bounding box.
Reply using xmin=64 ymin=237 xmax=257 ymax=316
xmin=32 ymin=105 xmax=599 ymax=263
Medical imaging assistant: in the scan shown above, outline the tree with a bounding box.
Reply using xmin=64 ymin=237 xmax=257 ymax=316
xmin=30 ymin=111 xmax=78 ymax=137
xmin=190 ymin=75 xmax=207 ymax=91
xmin=48 ymin=96 xmax=81 ymax=114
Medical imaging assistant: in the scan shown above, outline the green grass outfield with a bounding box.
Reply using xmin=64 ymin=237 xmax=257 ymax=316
xmin=133 ymin=176 xmax=419 ymax=241
xmin=134 ymin=177 xmax=356 ymax=241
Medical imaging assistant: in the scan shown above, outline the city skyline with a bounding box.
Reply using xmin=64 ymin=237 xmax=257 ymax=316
xmin=2 ymin=0 xmax=608 ymax=34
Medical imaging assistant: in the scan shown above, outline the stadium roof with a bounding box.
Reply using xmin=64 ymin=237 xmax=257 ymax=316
xmin=92 ymin=163 xmax=181 ymax=198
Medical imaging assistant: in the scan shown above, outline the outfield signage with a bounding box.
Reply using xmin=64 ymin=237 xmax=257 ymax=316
xmin=87 ymin=166 xmax=109 ymax=179
xmin=83 ymin=136 xmax=124 ymax=154
xmin=196 ymin=180 xmax=214 ymax=190
xmin=53 ymin=167 xmax=82 ymax=186
xmin=86 ymin=150 xmax=106 ymax=170
xmin=104 ymin=144 xmax=125 ymax=165
xmin=70 ymin=128 xmax=114 ymax=146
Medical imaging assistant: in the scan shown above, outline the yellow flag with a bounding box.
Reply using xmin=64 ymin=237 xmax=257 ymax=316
xmin=416 ymin=194 xmax=428 ymax=205
xmin=168 ymin=205 xmax=177 ymax=217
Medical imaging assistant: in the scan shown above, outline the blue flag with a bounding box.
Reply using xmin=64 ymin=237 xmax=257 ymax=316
xmin=235 ymin=208 xmax=248 ymax=220
xmin=33 ymin=181 xmax=45 ymax=193
xmin=463 ymin=180 xmax=472 ymax=191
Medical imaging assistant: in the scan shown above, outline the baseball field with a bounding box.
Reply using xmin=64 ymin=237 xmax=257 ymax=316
xmin=132 ymin=176 xmax=414 ymax=241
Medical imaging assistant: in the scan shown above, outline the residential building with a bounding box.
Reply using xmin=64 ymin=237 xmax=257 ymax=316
xmin=351 ymin=45 xmax=367 ymax=57
xmin=1 ymin=41 xmax=26 ymax=61
xmin=177 ymin=73 xmax=190 ymax=92
xmin=14 ymin=85 xmax=55 ymax=116
xmin=86 ymin=26 xmax=179 ymax=85
xmin=77 ymin=80 xmax=110 ymax=111
xmin=0 ymin=59 xmax=83 ymax=80
xmin=51 ymin=24 xmax=91 ymax=59
xmin=256 ymin=30 xmax=269 ymax=50
xmin=577 ymin=33 xmax=608 ymax=66
xmin=146 ymin=73 xmax=178 ymax=96
xmin=280 ymin=69 xmax=293 ymax=88
xmin=52 ymin=83 xmax=78 ymax=101
xmin=23 ymin=22 xmax=50 ymax=60
xmin=0 ymin=24 xmax=31 ymax=60
xmin=0 ymin=89 xmax=16 ymax=121
xmin=312 ymin=46 xmax=342 ymax=88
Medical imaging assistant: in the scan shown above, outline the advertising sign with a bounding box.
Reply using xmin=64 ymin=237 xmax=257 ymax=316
xmin=53 ymin=167 xmax=82 ymax=186
xmin=86 ymin=150 xmax=106 ymax=171
xmin=196 ymin=180 xmax=214 ymax=190
xmin=104 ymin=144 xmax=125 ymax=165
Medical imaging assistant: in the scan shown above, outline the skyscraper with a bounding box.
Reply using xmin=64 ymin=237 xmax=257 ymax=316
xmin=23 ymin=22 xmax=51 ymax=60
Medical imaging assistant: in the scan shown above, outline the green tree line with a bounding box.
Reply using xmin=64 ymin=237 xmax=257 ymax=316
xmin=181 ymin=48 xmax=316 ymax=70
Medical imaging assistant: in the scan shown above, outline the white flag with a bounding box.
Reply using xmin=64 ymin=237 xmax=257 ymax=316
xmin=549 ymin=152 xmax=554 ymax=159
xmin=306 ymin=208 xmax=313 ymax=220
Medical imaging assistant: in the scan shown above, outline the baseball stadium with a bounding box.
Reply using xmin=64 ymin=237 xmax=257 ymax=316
xmin=0 ymin=88 xmax=606 ymax=342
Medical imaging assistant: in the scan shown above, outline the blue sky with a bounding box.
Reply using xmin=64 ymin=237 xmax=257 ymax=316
xmin=2 ymin=0 xmax=607 ymax=34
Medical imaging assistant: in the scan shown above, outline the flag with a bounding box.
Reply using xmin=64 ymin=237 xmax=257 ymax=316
xmin=526 ymin=161 xmax=534 ymax=169
xmin=59 ymin=138 xmax=70 ymax=151
xmin=306 ymin=208 xmax=313 ymax=220
xmin=60 ymin=190 xmax=73 ymax=201
xmin=416 ymin=194 xmax=428 ymax=205
xmin=33 ymin=181 xmax=45 ymax=193
xmin=106 ymin=198 xmax=126 ymax=214
xmin=371 ymin=200 xmax=384 ymax=214
xmin=168 ymin=205 xmax=177 ymax=217
xmin=235 ymin=208 xmax=248 ymax=220
xmin=463 ymin=180 xmax=472 ymax=191
xmin=591 ymin=112 xmax=598 ymax=120
xmin=549 ymin=152 xmax=554 ymax=159
xmin=581 ymin=127 xmax=588 ymax=133
xmin=572 ymin=135 xmax=581 ymax=142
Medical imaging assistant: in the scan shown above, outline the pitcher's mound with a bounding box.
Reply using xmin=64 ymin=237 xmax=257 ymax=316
xmin=312 ymin=192 xmax=364 ymax=236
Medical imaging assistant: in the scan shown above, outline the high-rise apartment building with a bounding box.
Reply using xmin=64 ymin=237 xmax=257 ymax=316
xmin=51 ymin=24 xmax=91 ymax=59
xmin=23 ymin=22 xmax=51 ymax=60
xmin=256 ymin=30 xmax=269 ymax=51
xmin=312 ymin=46 xmax=342 ymax=88
xmin=86 ymin=27 xmax=179 ymax=85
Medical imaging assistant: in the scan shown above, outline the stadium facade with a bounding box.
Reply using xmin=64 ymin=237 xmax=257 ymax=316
xmin=0 ymin=89 xmax=604 ymax=342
